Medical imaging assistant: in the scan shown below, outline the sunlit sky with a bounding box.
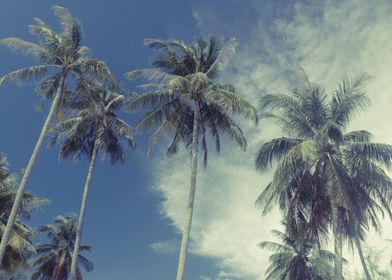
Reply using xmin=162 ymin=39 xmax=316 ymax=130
xmin=1 ymin=1 xmax=392 ymax=279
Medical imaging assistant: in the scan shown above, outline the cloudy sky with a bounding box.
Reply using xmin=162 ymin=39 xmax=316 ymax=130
xmin=1 ymin=0 xmax=392 ymax=279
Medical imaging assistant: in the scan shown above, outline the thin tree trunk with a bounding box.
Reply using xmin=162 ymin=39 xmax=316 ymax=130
xmin=355 ymin=234 xmax=372 ymax=280
xmin=332 ymin=202 xmax=343 ymax=280
xmin=69 ymin=140 xmax=99 ymax=280
xmin=52 ymin=252 xmax=66 ymax=280
xmin=176 ymin=103 xmax=200 ymax=280
xmin=0 ymin=74 xmax=66 ymax=267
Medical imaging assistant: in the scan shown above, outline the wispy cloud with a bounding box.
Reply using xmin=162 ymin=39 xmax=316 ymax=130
xmin=150 ymin=0 xmax=392 ymax=279
xmin=149 ymin=239 xmax=179 ymax=254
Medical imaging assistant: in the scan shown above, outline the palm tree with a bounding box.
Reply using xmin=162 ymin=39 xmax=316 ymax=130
xmin=31 ymin=214 xmax=93 ymax=280
xmin=0 ymin=5 xmax=116 ymax=265
xmin=126 ymin=35 xmax=258 ymax=280
xmin=0 ymin=153 xmax=47 ymax=274
xmin=255 ymin=73 xmax=392 ymax=279
xmin=260 ymin=220 xmax=336 ymax=280
xmin=49 ymin=84 xmax=135 ymax=280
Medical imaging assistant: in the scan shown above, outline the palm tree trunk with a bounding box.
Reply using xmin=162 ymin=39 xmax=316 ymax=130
xmin=0 ymin=74 xmax=67 ymax=267
xmin=176 ymin=103 xmax=200 ymax=280
xmin=52 ymin=252 xmax=66 ymax=280
xmin=70 ymin=140 xmax=99 ymax=280
xmin=355 ymin=234 xmax=372 ymax=280
xmin=332 ymin=202 xmax=343 ymax=280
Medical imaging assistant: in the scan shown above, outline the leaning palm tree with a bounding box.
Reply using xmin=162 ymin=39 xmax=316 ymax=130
xmin=126 ymin=36 xmax=257 ymax=280
xmin=0 ymin=6 xmax=116 ymax=265
xmin=260 ymin=220 xmax=336 ymax=280
xmin=31 ymin=214 xmax=93 ymax=280
xmin=49 ymin=84 xmax=135 ymax=280
xmin=255 ymin=73 xmax=392 ymax=280
xmin=0 ymin=153 xmax=47 ymax=273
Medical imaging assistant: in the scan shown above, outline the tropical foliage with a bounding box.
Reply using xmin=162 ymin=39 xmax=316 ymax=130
xmin=255 ymin=73 xmax=392 ymax=279
xmin=30 ymin=214 xmax=93 ymax=280
xmin=0 ymin=154 xmax=46 ymax=274
xmin=260 ymin=221 xmax=336 ymax=280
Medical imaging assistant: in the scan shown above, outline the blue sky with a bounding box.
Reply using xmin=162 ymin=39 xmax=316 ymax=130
xmin=1 ymin=1 xmax=392 ymax=279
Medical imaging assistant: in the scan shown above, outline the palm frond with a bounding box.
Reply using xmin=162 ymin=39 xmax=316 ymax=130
xmin=205 ymin=37 xmax=237 ymax=78
xmin=0 ymin=38 xmax=48 ymax=60
xmin=255 ymin=138 xmax=303 ymax=172
xmin=331 ymin=73 xmax=371 ymax=127
xmin=0 ymin=65 xmax=49 ymax=85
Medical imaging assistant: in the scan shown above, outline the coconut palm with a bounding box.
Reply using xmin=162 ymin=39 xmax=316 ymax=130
xmin=0 ymin=5 xmax=116 ymax=265
xmin=30 ymin=214 xmax=93 ymax=280
xmin=49 ymin=84 xmax=135 ymax=279
xmin=126 ymin=35 xmax=258 ymax=280
xmin=260 ymin=220 xmax=336 ymax=280
xmin=0 ymin=154 xmax=47 ymax=273
xmin=255 ymin=73 xmax=392 ymax=279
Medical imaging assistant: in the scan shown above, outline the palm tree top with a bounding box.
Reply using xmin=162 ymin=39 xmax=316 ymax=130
xmin=260 ymin=221 xmax=336 ymax=280
xmin=125 ymin=36 xmax=257 ymax=163
xmin=0 ymin=5 xmax=118 ymax=96
xmin=49 ymin=83 xmax=136 ymax=164
xmin=31 ymin=213 xmax=93 ymax=280
xmin=255 ymin=72 xmax=392 ymax=246
xmin=137 ymin=35 xmax=237 ymax=78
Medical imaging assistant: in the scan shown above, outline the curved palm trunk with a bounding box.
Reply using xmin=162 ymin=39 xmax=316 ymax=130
xmin=332 ymin=203 xmax=343 ymax=280
xmin=355 ymin=234 xmax=372 ymax=280
xmin=176 ymin=103 xmax=200 ymax=280
xmin=0 ymin=74 xmax=66 ymax=267
xmin=70 ymin=140 xmax=99 ymax=280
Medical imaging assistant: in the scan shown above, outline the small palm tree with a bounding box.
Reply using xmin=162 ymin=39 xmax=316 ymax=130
xmin=0 ymin=5 xmax=116 ymax=265
xmin=0 ymin=154 xmax=47 ymax=273
xmin=126 ymin=35 xmax=257 ymax=280
xmin=255 ymin=73 xmax=392 ymax=279
xmin=49 ymin=84 xmax=135 ymax=279
xmin=260 ymin=221 xmax=336 ymax=280
xmin=31 ymin=214 xmax=93 ymax=280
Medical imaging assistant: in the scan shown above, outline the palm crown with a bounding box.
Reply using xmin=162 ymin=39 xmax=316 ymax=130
xmin=260 ymin=221 xmax=336 ymax=280
xmin=126 ymin=36 xmax=258 ymax=164
xmin=49 ymin=83 xmax=136 ymax=163
xmin=31 ymin=214 xmax=93 ymax=280
xmin=0 ymin=5 xmax=116 ymax=103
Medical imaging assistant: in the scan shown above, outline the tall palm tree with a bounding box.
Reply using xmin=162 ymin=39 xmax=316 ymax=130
xmin=31 ymin=214 xmax=93 ymax=280
xmin=0 ymin=154 xmax=47 ymax=273
xmin=255 ymin=73 xmax=392 ymax=280
xmin=260 ymin=220 xmax=336 ymax=280
xmin=0 ymin=6 xmax=117 ymax=266
xmin=49 ymin=84 xmax=135 ymax=280
xmin=126 ymin=36 xmax=258 ymax=280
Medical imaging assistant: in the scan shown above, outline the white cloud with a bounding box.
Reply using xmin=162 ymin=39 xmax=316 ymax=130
xmin=150 ymin=0 xmax=392 ymax=279
xmin=149 ymin=239 xmax=178 ymax=254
